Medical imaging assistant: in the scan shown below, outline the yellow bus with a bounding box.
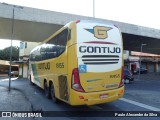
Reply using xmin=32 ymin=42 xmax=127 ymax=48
xmin=29 ymin=20 xmax=124 ymax=106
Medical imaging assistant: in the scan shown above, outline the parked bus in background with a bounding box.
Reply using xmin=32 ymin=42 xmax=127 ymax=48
xmin=29 ymin=20 xmax=124 ymax=105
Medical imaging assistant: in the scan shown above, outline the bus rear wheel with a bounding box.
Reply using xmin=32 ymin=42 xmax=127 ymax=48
xmin=50 ymin=83 xmax=59 ymax=103
xmin=44 ymin=81 xmax=50 ymax=99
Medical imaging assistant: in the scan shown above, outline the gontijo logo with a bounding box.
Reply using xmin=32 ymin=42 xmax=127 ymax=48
xmin=85 ymin=26 xmax=112 ymax=39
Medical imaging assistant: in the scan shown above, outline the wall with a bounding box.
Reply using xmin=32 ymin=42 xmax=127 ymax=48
xmin=23 ymin=64 xmax=28 ymax=78
xmin=19 ymin=41 xmax=40 ymax=57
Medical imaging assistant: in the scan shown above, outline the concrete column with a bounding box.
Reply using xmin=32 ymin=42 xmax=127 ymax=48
xmin=23 ymin=64 xmax=28 ymax=78
xmin=154 ymin=63 xmax=158 ymax=72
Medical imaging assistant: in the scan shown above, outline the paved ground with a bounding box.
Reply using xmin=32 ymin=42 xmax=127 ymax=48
xmin=134 ymin=72 xmax=160 ymax=81
xmin=0 ymin=78 xmax=34 ymax=120
xmin=0 ymin=86 xmax=31 ymax=111
xmin=0 ymin=73 xmax=160 ymax=120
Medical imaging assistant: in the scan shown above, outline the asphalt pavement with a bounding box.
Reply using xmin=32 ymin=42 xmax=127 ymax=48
xmin=134 ymin=72 xmax=160 ymax=81
xmin=0 ymin=77 xmax=34 ymax=120
xmin=0 ymin=73 xmax=160 ymax=120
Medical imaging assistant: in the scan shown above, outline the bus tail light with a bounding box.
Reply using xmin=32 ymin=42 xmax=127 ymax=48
xmin=71 ymin=68 xmax=84 ymax=92
xmin=119 ymin=66 xmax=124 ymax=87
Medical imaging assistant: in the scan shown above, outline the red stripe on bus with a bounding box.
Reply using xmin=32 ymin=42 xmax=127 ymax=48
xmin=83 ymin=41 xmax=117 ymax=45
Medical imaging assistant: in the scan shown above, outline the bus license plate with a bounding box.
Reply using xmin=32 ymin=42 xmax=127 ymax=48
xmin=100 ymin=94 xmax=108 ymax=99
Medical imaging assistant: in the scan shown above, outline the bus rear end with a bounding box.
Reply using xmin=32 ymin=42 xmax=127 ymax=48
xmin=69 ymin=21 xmax=124 ymax=105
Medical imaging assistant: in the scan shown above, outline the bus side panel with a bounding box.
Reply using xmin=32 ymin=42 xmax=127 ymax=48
xmin=52 ymin=53 xmax=68 ymax=101
xmin=30 ymin=63 xmax=41 ymax=87
xmin=67 ymin=44 xmax=78 ymax=103
xmin=67 ymin=22 xmax=78 ymax=104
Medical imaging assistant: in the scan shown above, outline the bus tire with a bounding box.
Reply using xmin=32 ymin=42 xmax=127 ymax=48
xmin=50 ymin=83 xmax=59 ymax=103
xmin=44 ymin=81 xmax=50 ymax=99
xmin=30 ymin=75 xmax=34 ymax=86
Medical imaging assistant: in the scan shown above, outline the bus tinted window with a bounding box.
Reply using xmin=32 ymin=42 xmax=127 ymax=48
xmin=30 ymin=28 xmax=68 ymax=61
xmin=41 ymin=44 xmax=57 ymax=60
xmin=30 ymin=46 xmax=41 ymax=61
xmin=47 ymin=28 xmax=68 ymax=57
xmin=56 ymin=28 xmax=68 ymax=46
xmin=56 ymin=28 xmax=68 ymax=56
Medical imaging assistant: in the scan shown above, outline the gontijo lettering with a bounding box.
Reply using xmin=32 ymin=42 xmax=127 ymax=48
xmin=38 ymin=62 xmax=50 ymax=70
xmin=79 ymin=46 xmax=121 ymax=53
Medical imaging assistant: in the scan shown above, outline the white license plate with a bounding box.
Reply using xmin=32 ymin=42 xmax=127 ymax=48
xmin=100 ymin=94 xmax=108 ymax=99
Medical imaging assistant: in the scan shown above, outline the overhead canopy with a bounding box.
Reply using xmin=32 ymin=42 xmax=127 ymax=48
xmin=0 ymin=3 xmax=160 ymax=54
xmin=123 ymin=33 xmax=160 ymax=54
xmin=0 ymin=18 xmax=62 ymax=42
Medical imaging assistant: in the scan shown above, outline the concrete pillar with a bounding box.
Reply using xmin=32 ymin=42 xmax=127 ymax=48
xmin=154 ymin=63 xmax=158 ymax=72
xmin=19 ymin=64 xmax=22 ymax=76
xmin=23 ymin=64 xmax=28 ymax=78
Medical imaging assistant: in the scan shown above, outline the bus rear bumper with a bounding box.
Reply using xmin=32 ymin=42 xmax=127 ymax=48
xmin=70 ymin=86 xmax=124 ymax=106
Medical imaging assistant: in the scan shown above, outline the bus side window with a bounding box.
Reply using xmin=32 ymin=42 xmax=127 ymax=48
xmin=56 ymin=28 xmax=68 ymax=56
xmin=30 ymin=46 xmax=41 ymax=62
xmin=41 ymin=45 xmax=48 ymax=60
xmin=45 ymin=36 xmax=57 ymax=59
xmin=46 ymin=45 xmax=57 ymax=59
xmin=41 ymin=28 xmax=68 ymax=59
xmin=34 ymin=47 xmax=41 ymax=61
